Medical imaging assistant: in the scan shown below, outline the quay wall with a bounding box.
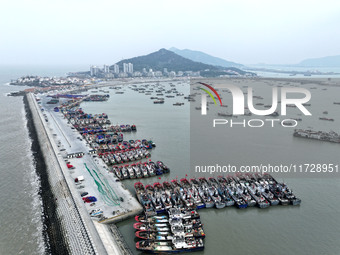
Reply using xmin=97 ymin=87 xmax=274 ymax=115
xmin=24 ymin=93 xmax=104 ymax=255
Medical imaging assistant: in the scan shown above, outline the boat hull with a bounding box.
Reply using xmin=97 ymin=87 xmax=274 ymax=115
xmin=196 ymin=204 xmax=206 ymax=210
xmin=136 ymin=243 xmax=204 ymax=254
xmin=291 ymin=199 xmax=301 ymax=206
xmin=215 ymin=202 xmax=226 ymax=209
xmin=204 ymin=202 xmax=215 ymax=208
xmin=257 ymin=202 xmax=270 ymax=209
xmin=225 ymin=200 xmax=235 ymax=207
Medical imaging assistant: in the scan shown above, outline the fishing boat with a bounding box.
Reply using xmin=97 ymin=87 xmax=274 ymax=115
xmin=154 ymin=182 xmax=173 ymax=210
xmin=208 ymin=177 xmax=233 ymax=207
xmin=269 ymin=184 xmax=290 ymax=205
xmin=227 ymin=182 xmax=248 ymax=209
xmin=127 ymin=165 xmax=136 ymax=179
xmin=136 ymin=237 xmax=204 ymax=253
xmin=198 ymin=187 xmax=215 ymax=208
xmin=133 ymin=164 xmax=143 ymax=178
xmin=207 ymin=186 xmax=226 ymax=209
xmin=215 ymin=176 xmax=235 ymax=207
xmin=145 ymin=163 xmax=156 ymax=176
xmin=112 ymin=166 xmax=123 ymax=180
xmin=150 ymin=161 xmax=163 ymax=175
xmin=319 ymin=117 xmax=334 ymax=121
xmin=135 ymin=214 xmax=168 ymax=223
xmin=135 ymin=182 xmax=156 ymax=216
xmin=247 ymin=183 xmax=270 ymax=209
xmin=157 ymin=161 xmax=170 ymax=173
xmin=180 ymin=179 xmax=205 ymax=209
xmin=168 ymin=208 xmax=200 ymax=220
xmin=121 ymin=166 xmax=129 ymax=179
xmin=135 ymin=231 xmax=173 ymax=240
xmin=189 ymin=187 xmax=206 ymax=209
xmin=146 ymin=185 xmax=166 ymax=214
xmin=251 ymin=175 xmax=279 ymax=206
xmin=154 ymin=100 xmax=165 ymax=104
xmin=134 ymin=222 xmax=170 ymax=232
xmin=189 ymin=178 xmax=214 ymax=208
xmin=234 ymin=175 xmax=256 ymax=207
xmin=280 ymin=183 xmax=301 ymax=206
xmin=217 ymin=112 xmax=232 ymax=117
xmin=139 ymin=164 xmax=149 ymax=178
xmin=180 ymin=190 xmax=195 ymax=209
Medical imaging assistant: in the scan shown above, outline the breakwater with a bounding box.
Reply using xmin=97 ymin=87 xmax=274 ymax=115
xmin=24 ymin=93 xmax=101 ymax=254
xmin=24 ymin=94 xmax=68 ymax=254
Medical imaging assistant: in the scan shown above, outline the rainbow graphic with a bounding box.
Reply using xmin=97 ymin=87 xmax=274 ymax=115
xmin=198 ymin=82 xmax=223 ymax=106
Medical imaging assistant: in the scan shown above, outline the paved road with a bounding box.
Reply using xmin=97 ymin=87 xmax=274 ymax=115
xmin=41 ymin=96 xmax=142 ymax=220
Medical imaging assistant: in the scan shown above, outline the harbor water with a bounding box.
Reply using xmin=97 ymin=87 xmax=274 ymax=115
xmin=80 ymin=79 xmax=340 ymax=255
xmin=1 ymin=65 xmax=340 ymax=255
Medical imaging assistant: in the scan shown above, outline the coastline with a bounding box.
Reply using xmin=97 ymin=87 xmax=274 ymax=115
xmin=24 ymin=93 xmax=101 ymax=254
xmin=24 ymin=90 xmax=142 ymax=254
xmin=23 ymin=94 xmax=65 ymax=254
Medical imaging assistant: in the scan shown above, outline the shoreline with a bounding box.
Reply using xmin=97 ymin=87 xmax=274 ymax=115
xmin=24 ymin=93 xmax=102 ymax=254
xmin=23 ymin=94 xmax=67 ymax=254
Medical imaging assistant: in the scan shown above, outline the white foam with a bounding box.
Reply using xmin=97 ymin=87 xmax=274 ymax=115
xmin=21 ymin=105 xmax=46 ymax=255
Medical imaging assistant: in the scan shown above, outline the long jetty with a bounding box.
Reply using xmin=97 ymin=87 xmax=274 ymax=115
xmin=25 ymin=93 xmax=138 ymax=254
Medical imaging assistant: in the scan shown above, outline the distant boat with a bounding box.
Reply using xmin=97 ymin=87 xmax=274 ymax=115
xmin=319 ymin=117 xmax=334 ymax=121
xmin=217 ymin=112 xmax=232 ymax=117
xmin=153 ymin=100 xmax=164 ymax=104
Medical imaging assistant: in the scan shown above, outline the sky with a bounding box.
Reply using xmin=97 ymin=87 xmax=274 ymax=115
xmin=0 ymin=0 xmax=340 ymax=66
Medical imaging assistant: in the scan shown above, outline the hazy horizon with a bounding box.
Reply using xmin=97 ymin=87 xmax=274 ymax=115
xmin=1 ymin=0 xmax=340 ymax=66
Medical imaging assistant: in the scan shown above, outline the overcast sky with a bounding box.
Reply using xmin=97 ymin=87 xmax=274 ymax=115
xmin=0 ymin=0 xmax=339 ymax=66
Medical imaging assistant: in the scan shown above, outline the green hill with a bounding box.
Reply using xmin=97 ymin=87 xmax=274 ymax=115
xmin=113 ymin=48 xmax=255 ymax=77
xmin=113 ymin=48 xmax=218 ymax=72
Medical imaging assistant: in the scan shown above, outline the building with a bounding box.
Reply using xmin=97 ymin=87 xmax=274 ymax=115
xmin=90 ymin=66 xmax=100 ymax=77
xmin=113 ymin=64 xmax=119 ymax=74
xmin=122 ymin=63 xmax=133 ymax=73
xmin=123 ymin=63 xmax=129 ymax=73
xmin=103 ymin=65 xmax=110 ymax=73
xmin=118 ymin=72 xmax=128 ymax=78
xmin=128 ymin=63 xmax=133 ymax=73
xmin=154 ymin=71 xmax=163 ymax=77
xmin=169 ymin=71 xmax=176 ymax=78
xmin=133 ymin=71 xmax=142 ymax=77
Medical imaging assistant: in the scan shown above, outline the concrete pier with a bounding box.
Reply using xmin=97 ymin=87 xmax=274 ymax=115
xmin=26 ymin=92 xmax=142 ymax=254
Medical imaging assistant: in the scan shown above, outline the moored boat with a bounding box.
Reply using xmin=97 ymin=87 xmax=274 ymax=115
xmin=136 ymin=237 xmax=204 ymax=253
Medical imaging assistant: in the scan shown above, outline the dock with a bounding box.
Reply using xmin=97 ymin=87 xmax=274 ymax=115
xmin=25 ymin=92 xmax=142 ymax=254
